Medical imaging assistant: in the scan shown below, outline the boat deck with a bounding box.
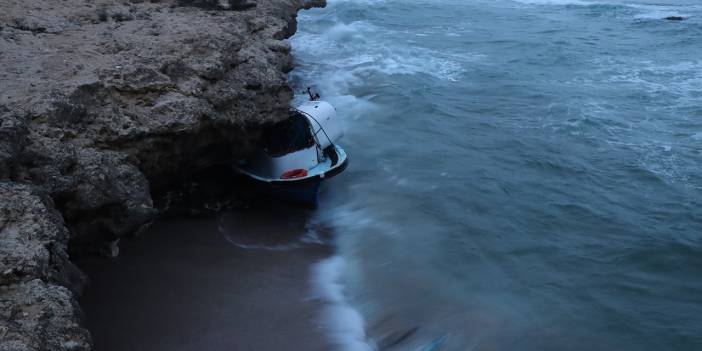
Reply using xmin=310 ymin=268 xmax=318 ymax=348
xmin=240 ymin=145 xmax=347 ymax=183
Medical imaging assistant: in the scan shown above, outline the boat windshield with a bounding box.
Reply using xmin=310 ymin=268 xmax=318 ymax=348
xmin=261 ymin=111 xmax=315 ymax=157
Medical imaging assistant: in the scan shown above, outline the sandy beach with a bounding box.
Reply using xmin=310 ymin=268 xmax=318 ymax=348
xmin=77 ymin=207 xmax=333 ymax=351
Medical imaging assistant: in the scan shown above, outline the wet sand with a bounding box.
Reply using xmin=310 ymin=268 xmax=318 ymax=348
xmin=77 ymin=209 xmax=333 ymax=351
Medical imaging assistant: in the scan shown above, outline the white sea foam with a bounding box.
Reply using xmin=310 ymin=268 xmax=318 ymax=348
xmin=566 ymin=58 xmax=702 ymax=112
xmin=312 ymin=256 xmax=375 ymax=351
xmin=292 ymin=18 xmax=472 ymax=85
xmin=638 ymin=146 xmax=695 ymax=188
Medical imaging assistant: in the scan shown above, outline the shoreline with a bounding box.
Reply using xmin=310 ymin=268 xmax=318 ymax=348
xmin=77 ymin=208 xmax=335 ymax=350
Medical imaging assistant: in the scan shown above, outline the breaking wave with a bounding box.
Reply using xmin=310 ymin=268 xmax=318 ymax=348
xmin=311 ymin=256 xmax=374 ymax=351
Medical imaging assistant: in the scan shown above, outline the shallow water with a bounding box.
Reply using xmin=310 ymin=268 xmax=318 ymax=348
xmin=78 ymin=208 xmax=334 ymax=351
xmin=289 ymin=1 xmax=702 ymax=350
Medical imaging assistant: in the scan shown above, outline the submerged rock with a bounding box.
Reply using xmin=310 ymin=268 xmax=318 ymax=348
xmin=0 ymin=0 xmax=326 ymax=349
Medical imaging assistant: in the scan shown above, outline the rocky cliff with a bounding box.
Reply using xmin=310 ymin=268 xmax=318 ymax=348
xmin=0 ymin=0 xmax=324 ymax=349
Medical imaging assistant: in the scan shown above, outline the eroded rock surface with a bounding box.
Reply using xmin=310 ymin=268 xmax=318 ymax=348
xmin=0 ymin=0 xmax=325 ymax=349
xmin=0 ymin=183 xmax=89 ymax=350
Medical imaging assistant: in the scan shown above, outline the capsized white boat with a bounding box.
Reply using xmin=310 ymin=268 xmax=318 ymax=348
xmin=236 ymin=99 xmax=348 ymax=206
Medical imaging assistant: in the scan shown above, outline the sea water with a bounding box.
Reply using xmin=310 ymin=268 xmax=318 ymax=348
xmin=289 ymin=1 xmax=702 ymax=350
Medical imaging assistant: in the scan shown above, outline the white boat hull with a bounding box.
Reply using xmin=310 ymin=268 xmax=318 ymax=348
xmin=236 ymin=100 xmax=348 ymax=206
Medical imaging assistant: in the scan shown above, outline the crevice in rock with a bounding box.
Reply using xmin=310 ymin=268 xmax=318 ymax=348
xmin=177 ymin=0 xmax=257 ymax=11
xmin=6 ymin=24 xmax=47 ymax=34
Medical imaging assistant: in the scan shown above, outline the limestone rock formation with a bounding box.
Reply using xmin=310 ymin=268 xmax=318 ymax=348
xmin=0 ymin=0 xmax=325 ymax=349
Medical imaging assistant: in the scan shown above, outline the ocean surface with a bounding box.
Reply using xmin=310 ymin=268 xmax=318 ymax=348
xmin=288 ymin=0 xmax=702 ymax=350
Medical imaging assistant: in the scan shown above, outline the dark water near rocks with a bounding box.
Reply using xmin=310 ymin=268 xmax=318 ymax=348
xmin=289 ymin=0 xmax=702 ymax=350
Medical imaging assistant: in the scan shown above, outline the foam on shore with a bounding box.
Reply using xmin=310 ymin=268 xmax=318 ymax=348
xmin=311 ymin=256 xmax=375 ymax=351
